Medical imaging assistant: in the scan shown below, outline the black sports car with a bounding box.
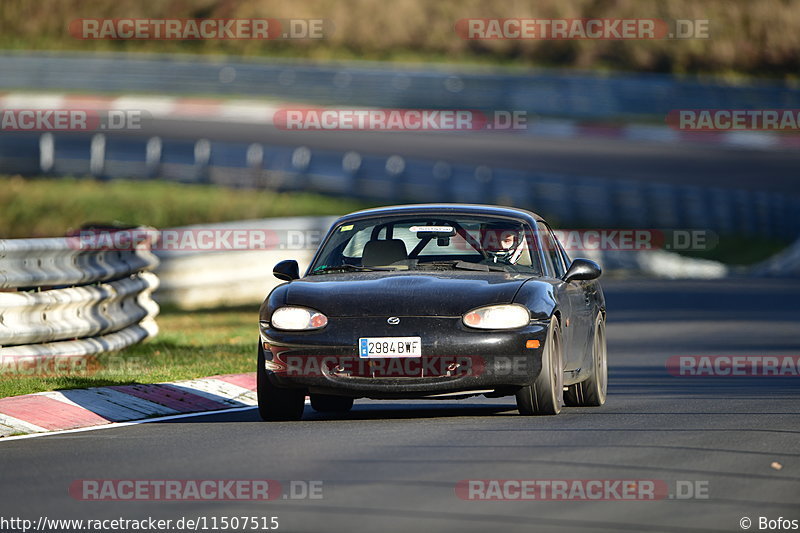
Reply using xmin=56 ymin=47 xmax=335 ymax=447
xmin=258 ymin=204 xmax=606 ymax=420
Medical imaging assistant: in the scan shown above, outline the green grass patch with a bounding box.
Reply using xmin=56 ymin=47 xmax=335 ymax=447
xmin=675 ymin=235 xmax=790 ymax=266
xmin=0 ymin=306 xmax=258 ymax=398
xmin=0 ymin=175 xmax=373 ymax=238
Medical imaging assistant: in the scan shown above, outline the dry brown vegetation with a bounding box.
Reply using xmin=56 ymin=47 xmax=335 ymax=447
xmin=0 ymin=0 xmax=797 ymax=77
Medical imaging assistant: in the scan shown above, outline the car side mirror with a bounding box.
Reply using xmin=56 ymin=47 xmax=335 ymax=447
xmin=562 ymin=258 xmax=601 ymax=283
xmin=273 ymin=260 xmax=300 ymax=282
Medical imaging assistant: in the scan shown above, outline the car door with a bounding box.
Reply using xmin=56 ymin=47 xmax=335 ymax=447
xmin=549 ymin=224 xmax=595 ymax=366
xmin=535 ymin=222 xmax=586 ymax=371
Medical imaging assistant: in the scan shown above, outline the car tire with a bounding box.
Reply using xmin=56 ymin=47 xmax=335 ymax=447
xmin=310 ymin=394 xmax=354 ymax=413
xmin=564 ymin=314 xmax=607 ymax=407
xmin=257 ymin=343 xmax=306 ymax=421
xmin=516 ymin=315 xmax=563 ymax=416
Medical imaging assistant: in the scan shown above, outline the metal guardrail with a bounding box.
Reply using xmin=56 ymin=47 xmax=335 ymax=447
xmin=0 ymin=273 xmax=158 ymax=345
xmin=0 ymin=52 xmax=798 ymax=119
xmin=0 ymin=53 xmax=798 ymax=239
xmin=2 ymin=131 xmax=799 ymax=239
xmin=153 ymin=216 xmax=734 ymax=309
xmin=0 ymin=231 xmax=160 ymax=357
xmin=154 ymin=217 xmax=335 ymax=309
xmin=0 ymin=322 xmax=158 ymax=357
xmin=750 ymin=238 xmax=800 ymax=277
xmin=0 ymin=234 xmax=159 ymax=289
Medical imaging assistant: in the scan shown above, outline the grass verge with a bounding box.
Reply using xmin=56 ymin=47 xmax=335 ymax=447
xmin=674 ymin=235 xmax=790 ymax=266
xmin=0 ymin=175 xmax=373 ymax=238
xmin=0 ymin=306 xmax=257 ymax=398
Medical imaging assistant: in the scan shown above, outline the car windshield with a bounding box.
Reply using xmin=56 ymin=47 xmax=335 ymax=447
xmin=309 ymin=214 xmax=543 ymax=276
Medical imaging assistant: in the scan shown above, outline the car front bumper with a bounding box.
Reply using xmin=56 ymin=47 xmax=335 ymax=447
xmin=260 ymin=317 xmax=549 ymax=398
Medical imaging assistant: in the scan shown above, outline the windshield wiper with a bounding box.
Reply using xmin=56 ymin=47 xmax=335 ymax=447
xmin=310 ymin=264 xmax=396 ymax=275
xmin=414 ymin=260 xmax=507 ymax=272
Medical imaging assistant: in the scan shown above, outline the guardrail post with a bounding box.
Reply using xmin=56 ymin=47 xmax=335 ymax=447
xmin=476 ymin=165 xmax=493 ymax=204
xmin=145 ymin=137 xmax=161 ymax=179
xmin=342 ymin=151 xmax=362 ymax=196
xmin=246 ymin=143 xmax=267 ymax=189
xmin=89 ymin=134 xmax=106 ymax=179
xmin=194 ymin=138 xmax=211 ymax=183
xmin=385 ymin=155 xmax=405 ymax=200
xmin=680 ymin=186 xmax=711 ymax=233
xmin=709 ymin=187 xmax=735 ymax=236
xmin=432 ymin=161 xmax=452 ymax=203
xmin=291 ymin=147 xmax=312 ymax=192
xmin=39 ymin=133 xmax=54 ymax=174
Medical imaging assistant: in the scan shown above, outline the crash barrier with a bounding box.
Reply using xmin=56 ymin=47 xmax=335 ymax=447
xmin=750 ymin=238 xmax=800 ymax=277
xmin=151 ymin=216 xmax=732 ymax=310
xmin=153 ymin=217 xmax=336 ymax=309
xmin=0 ymin=231 xmax=160 ymax=357
xmin=1 ymin=132 xmax=798 ymax=239
xmin=0 ymin=52 xmax=798 ymax=120
xmin=580 ymin=247 xmax=728 ymax=280
xmin=147 ymin=212 xmax=800 ymax=310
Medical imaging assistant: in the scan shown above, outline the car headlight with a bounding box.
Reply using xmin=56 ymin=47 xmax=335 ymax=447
xmin=463 ymin=304 xmax=530 ymax=329
xmin=270 ymin=306 xmax=328 ymax=331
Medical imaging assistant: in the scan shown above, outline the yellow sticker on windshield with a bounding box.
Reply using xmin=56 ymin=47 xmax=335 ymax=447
xmin=340 ymin=224 xmax=354 ymax=232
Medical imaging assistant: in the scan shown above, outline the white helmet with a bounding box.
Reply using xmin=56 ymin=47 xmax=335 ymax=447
xmin=481 ymin=223 xmax=525 ymax=264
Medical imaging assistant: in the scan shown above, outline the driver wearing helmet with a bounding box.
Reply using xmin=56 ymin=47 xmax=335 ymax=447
xmin=480 ymin=222 xmax=526 ymax=265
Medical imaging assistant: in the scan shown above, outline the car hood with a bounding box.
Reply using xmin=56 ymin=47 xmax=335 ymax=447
xmin=284 ymin=271 xmax=530 ymax=317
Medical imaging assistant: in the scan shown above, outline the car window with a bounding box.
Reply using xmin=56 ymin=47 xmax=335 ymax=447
xmin=546 ymin=223 xmax=570 ymax=277
xmin=557 ymin=233 xmax=572 ymax=271
xmin=312 ymin=215 xmax=542 ymax=275
xmin=342 ymin=220 xmax=480 ymax=258
xmin=536 ymin=222 xmax=566 ymax=278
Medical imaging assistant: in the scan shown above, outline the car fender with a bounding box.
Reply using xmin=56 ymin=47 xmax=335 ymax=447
xmin=512 ymin=278 xmax=560 ymax=322
xmin=259 ymin=282 xmax=290 ymax=323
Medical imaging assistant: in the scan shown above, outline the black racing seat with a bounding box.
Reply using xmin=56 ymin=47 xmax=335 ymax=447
xmin=361 ymin=239 xmax=408 ymax=266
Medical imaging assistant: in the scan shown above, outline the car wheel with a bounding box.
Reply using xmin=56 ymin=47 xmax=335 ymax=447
xmin=564 ymin=314 xmax=607 ymax=407
xmin=257 ymin=343 xmax=306 ymax=421
xmin=310 ymin=394 xmax=354 ymax=413
xmin=516 ymin=315 xmax=563 ymax=415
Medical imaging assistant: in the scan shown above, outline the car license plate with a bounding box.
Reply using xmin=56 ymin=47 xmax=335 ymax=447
xmin=358 ymin=337 xmax=421 ymax=358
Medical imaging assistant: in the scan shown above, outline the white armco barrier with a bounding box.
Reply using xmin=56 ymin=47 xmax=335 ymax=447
xmin=0 ymin=320 xmax=158 ymax=357
xmin=0 ymin=229 xmax=160 ymax=356
xmin=154 ymin=216 xmax=337 ymax=309
xmin=0 ymin=237 xmax=158 ymax=289
xmin=0 ymin=272 xmax=159 ymax=345
xmin=152 ymin=215 xmax=743 ymax=309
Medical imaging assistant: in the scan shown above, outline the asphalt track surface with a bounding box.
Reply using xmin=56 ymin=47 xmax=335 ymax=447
xmin=1 ymin=278 xmax=798 ymax=533
xmin=127 ymin=118 xmax=800 ymax=194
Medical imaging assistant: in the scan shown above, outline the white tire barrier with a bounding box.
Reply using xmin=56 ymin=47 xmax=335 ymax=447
xmin=154 ymin=216 xmax=336 ymax=309
xmin=0 ymin=237 xmax=158 ymax=289
xmin=0 ymin=320 xmax=158 ymax=357
xmin=0 ymin=230 xmax=159 ymax=357
xmin=0 ymin=272 xmax=158 ymax=346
